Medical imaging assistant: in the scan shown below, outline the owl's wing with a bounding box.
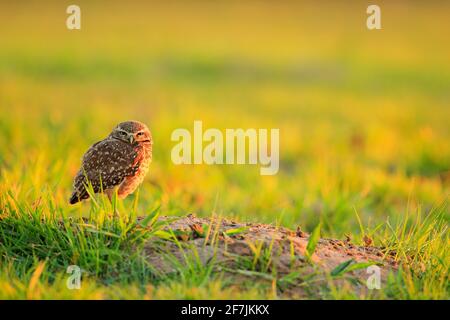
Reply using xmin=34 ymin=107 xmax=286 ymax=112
xmin=70 ymin=139 xmax=140 ymax=204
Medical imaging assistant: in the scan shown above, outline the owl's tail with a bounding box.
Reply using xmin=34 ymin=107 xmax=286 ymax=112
xmin=69 ymin=187 xmax=90 ymax=204
xmin=69 ymin=193 xmax=80 ymax=205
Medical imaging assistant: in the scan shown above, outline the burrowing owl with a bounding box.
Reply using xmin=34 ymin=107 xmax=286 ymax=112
xmin=69 ymin=121 xmax=153 ymax=204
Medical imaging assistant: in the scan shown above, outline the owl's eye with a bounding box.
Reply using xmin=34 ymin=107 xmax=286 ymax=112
xmin=137 ymin=132 xmax=144 ymax=137
xmin=119 ymin=131 xmax=127 ymax=136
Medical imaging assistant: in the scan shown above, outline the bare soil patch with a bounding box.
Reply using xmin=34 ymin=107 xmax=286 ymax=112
xmin=141 ymin=214 xmax=398 ymax=297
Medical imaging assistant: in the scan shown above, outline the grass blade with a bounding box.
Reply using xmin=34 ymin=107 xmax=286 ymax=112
xmin=306 ymin=222 xmax=321 ymax=260
xmin=140 ymin=204 xmax=161 ymax=228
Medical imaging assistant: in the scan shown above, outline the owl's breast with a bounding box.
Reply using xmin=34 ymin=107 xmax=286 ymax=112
xmin=134 ymin=143 xmax=152 ymax=173
xmin=117 ymin=143 xmax=152 ymax=198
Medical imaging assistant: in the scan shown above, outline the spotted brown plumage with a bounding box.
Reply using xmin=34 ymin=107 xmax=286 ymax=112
xmin=69 ymin=121 xmax=153 ymax=205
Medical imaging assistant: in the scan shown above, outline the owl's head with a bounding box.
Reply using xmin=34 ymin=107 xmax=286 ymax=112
xmin=110 ymin=121 xmax=152 ymax=145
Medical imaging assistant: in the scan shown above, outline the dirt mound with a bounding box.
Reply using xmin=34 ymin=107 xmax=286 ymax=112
xmin=142 ymin=214 xmax=398 ymax=297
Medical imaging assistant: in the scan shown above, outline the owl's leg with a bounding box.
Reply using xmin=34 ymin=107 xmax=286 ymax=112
xmin=105 ymin=188 xmax=120 ymax=219
xmin=105 ymin=188 xmax=114 ymax=202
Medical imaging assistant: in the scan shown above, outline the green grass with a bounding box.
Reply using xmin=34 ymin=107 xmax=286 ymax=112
xmin=0 ymin=1 xmax=449 ymax=299
xmin=1 ymin=194 xmax=446 ymax=299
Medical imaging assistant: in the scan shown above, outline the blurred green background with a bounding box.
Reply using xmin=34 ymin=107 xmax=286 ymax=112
xmin=0 ymin=0 xmax=449 ymax=236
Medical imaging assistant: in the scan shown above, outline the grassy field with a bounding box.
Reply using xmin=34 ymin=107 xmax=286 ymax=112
xmin=0 ymin=1 xmax=449 ymax=299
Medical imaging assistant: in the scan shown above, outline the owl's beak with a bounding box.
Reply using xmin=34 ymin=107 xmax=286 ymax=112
xmin=129 ymin=134 xmax=135 ymax=144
